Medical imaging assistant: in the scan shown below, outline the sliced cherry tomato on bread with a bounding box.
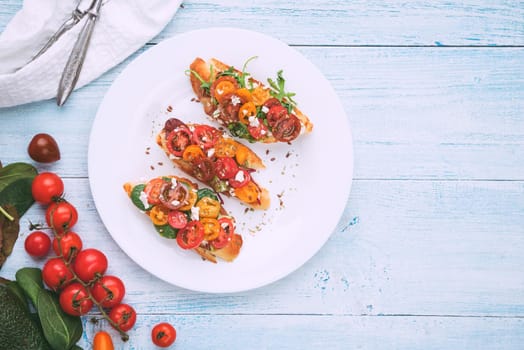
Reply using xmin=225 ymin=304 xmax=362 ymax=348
xmin=211 ymin=217 xmax=235 ymax=249
xmin=228 ymin=169 xmax=251 ymax=189
xmin=166 ymin=128 xmax=192 ymax=157
xmin=214 ymin=157 xmax=239 ymax=180
xmin=168 ymin=210 xmax=188 ymax=229
xmin=192 ymin=125 xmax=220 ymax=150
xmin=177 ymin=220 xmax=204 ymax=249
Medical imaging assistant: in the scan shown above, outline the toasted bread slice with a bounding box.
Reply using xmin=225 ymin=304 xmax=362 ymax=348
xmin=157 ymin=118 xmax=270 ymax=210
xmin=188 ymin=57 xmax=313 ymax=143
xmin=124 ymin=175 xmax=242 ymax=263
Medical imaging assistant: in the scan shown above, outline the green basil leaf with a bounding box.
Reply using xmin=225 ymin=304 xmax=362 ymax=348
xmin=0 ymin=205 xmax=20 ymax=269
xmin=15 ymin=267 xmax=44 ymax=309
xmin=0 ymin=177 xmax=36 ymax=217
xmin=0 ymin=162 xmax=38 ymax=192
xmin=155 ymin=224 xmax=177 ymax=239
xmin=37 ymin=289 xmax=83 ymax=350
xmin=130 ymin=184 xmax=151 ymax=211
xmin=197 ymin=188 xmax=219 ymax=202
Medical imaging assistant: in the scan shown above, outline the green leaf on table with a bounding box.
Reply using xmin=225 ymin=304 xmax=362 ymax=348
xmin=0 ymin=205 xmax=20 ymax=269
xmin=37 ymin=289 xmax=83 ymax=350
xmin=16 ymin=267 xmax=44 ymax=309
xmin=0 ymin=162 xmax=37 ymax=217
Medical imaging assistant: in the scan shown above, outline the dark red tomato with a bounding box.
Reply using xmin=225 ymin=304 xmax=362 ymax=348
xmin=73 ymin=248 xmax=108 ymax=283
xmin=144 ymin=178 xmax=165 ymax=205
xmin=248 ymin=121 xmax=269 ymax=140
xmin=27 ymin=133 xmax=60 ymax=163
xmin=266 ymin=105 xmax=288 ymax=128
xmin=211 ymin=217 xmax=234 ymax=249
xmin=192 ymin=157 xmax=215 ymax=182
xmin=214 ymin=157 xmax=239 ymax=180
xmin=45 ymin=201 xmax=78 ymax=234
xmin=217 ymin=92 xmax=243 ymax=124
xmin=272 ymin=114 xmax=301 ymax=142
xmin=192 ymin=125 xmax=220 ymax=150
xmin=166 ymin=128 xmax=192 ymax=157
xmin=151 ymin=322 xmax=177 ymax=348
xmin=109 ymin=304 xmax=137 ymax=332
xmin=24 ymin=231 xmax=51 ymax=258
xmin=159 ymin=181 xmax=189 ymax=210
xmin=52 ymin=231 xmax=82 ymax=260
xmin=228 ymin=169 xmax=251 ymax=188
xmin=91 ymin=275 xmax=126 ymax=309
xmin=59 ymin=282 xmax=93 ymax=316
xmin=167 ymin=210 xmax=188 ymax=229
xmin=263 ymin=97 xmax=283 ymax=110
xmin=164 ymin=118 xmax=187 ymax=132
xmin=177 ymin=220 xmax=204 ymax=249
xmin=31 ymin=172 xmax=64 ymax=205
xmin=42 ymin=257 xmax=74 ymax=290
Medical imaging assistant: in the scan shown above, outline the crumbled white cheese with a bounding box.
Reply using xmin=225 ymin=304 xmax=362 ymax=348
xmin=207 ymin=148 xmax=215 ymax=157
xmin=171 ymin=200 xmax=180 ymax=207
xmin=248 ymin=116 xmax=260 ymax=128
xmin=139 ymin=191 xmax=149 ymax=209
xmin=212 ymin=109 xmax=221 ymax=119
xmin=169 ymin=154 xmax=176 ymax=160
xmin=261 ymin=106 xmax=269 ymax=114
xmin=260 ymin=129 xmax=267 ymax=135
xmin=171 ymin=178 xmax=178 ymax=187
xmin=234 ymin=170 xmax=245 ymax=183
xmin=217 ymin=88 xmax=223 ymax=95
xmin=191 ymin=206 xmax=200 ymax=221
xmin=189 ymin=125 xmax=195 ymax=132
xmin=231 ymin=95 xmax=241 ymax=106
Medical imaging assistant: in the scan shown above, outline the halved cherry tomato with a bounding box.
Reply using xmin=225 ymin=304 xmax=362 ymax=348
xmin=178 ymin=187 xmax=198 ymax=211
xmin=214 ymin=157 xmax=239 ymax=180
xmin=210 ymin=76 xmax=239 ymax=103
xmin=234 ymin=144 xmax=251 ymax=167
xmin=182 ymin=145 xmax=204 ymax=162
xmin=263 ymin=97 xmax=283 ymax=110
xmin=214 ymin=138 xmax=238 ymax=158
xmin=212 ymin=217 xmax=235 ymax=249
xmin=228 ymin=169 xmax=251 ymax=189
xmin=144 ymin=178 xmax=165 ymax=205
xmin=192 ymin=157 xmax=215 ymax=182
xmin=234 ymin=88 xmax=253 ymax=102
xmin=192 ymin=125 xmax=220 ymax=150
xmin=251 ymin=86 xmax=271 ymax=106
xmin=159 ymin=180 xmax=189 ymax=210
xmin=167 ymin=210 xmax=188 ymax=229
xmin=166 ymin=128 xmax=192 ymax=157
xmin=272 ymin=114 xmax=301 ymax=142
xmin=149 ymin=205 xmax=169 ymax=225
xmin=234 ymin=181 xmax=261 ymax=204
xmin=195 ymin=197 xmax=221 ymax=218
xmin=248 ymin=121 xmax=269 ymax=140
xmin=266 ymin=104 xmax=289 ymax=128
xmin=176 ymin=220 xmax=204 ymax=249
xmin=200 ymin=218 xmax=221 ymax=241
xmin=238 ymin=101 xmax=257 ymax=124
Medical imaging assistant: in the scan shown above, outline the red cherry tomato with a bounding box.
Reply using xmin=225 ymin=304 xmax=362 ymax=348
xmin=45 ymin=201 xmax=78 ymax=234
xmin=166 ymin=128 xmax=192 ymax=157
xmin=73 ymin=248 xmax=108 ymax=283
xmin=31 ymin=172 xmax=64 ymax=204
xmin=151 ymin=322 xmax=177 ymax=348
xmin=192 ymin=125 xmax=220 ymax=150
xmin=24 ymin=231 xmax=51 ymax=258
xmin=265 ymin=104 xmax=288 ymax=128
xmin=59 ymin=282 xmax=93 ymax=316
xmin=228 ymin=169 xmax=251 ymax=188
xmin=144 ymin=178 xmax=165 ymax=205
xmin=214 ymin=157 xmax=239 ymax=180
xmin=248 ymin=121 xmax=269 ymax=140
xmin=191 ymin=157 xmax=215 ymax=182
xmin=211 ymin=217 xmax=235 ymax=249
xmin=52 ymin=231 xmax=82 ymax=260
xmin=272 ymin=114 xmax=301 ymax=142
xmin=167 ymin=210 xmax=188 ymax=229
xmin=109 ymin=304 xmax=137 ymax=332
xmin=176 ymin=220 xmax=204 ymax=249
xmin=42 ymin=257 xmax=74 ymax=291
xmin=91 ymin=275 xmax=126 ymax=309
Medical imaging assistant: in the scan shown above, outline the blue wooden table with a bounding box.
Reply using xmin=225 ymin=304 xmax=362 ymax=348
xmin=1 ymin=1 xmax=523 ymax=349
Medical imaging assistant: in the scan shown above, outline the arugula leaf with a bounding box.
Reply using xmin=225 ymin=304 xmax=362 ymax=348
xmin=267 ymin=70 xmax=297 ymax=112
xmin=186 ymin=69 xmax=212 ymax=94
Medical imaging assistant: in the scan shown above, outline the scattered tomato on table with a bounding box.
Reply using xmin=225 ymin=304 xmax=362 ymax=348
xmin=152 ymin=322 xmax=177 ymax=348
xmin=27 ymin=133 xmax=61 ymax=163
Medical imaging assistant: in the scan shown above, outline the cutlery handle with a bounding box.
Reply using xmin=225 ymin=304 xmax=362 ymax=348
xmin=56 ymin=0 xmax=103 ymax=106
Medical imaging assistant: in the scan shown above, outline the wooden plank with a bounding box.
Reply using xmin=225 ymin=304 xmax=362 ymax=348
xmin=2 ymin=179 xmax=522 ymax=317
xmin=78 ymin=315 xmax=524 ymax=349
xmin=1 ymin=47 xmax=522 ymax=180
xmin=1 ymin=1 xmax=523 ymax=46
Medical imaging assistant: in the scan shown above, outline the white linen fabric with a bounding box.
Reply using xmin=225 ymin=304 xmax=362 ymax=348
xmin=0 ymin=0 xmax=181 ymax=107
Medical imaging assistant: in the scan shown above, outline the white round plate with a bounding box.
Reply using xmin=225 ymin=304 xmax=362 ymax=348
xmin=88 ymin=27 xmax=353 ymax=293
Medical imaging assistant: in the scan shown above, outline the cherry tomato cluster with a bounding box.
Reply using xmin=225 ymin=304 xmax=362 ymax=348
xmin=27 ymin=172 xmax=137 ymax=335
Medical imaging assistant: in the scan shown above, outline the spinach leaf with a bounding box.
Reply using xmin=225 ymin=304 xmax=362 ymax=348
xmin=16 ymin=267 xmax=44 ymax=309
xmin=37 ymin=289 xmax=83 ymax=350
xmin=0 ymin=162 xmax=38 ymax=191
xmin=0 ymin=205 xmax=20 ymax=269
xmin=227 ymin=122 xmax=256 ymax=142
xmin=155 ymin=224 xmax=177 ymax=239
xmin=0 ymin=162 xmax=37 ymax=217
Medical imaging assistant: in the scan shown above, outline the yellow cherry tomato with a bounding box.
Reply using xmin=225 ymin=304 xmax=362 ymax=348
xmin=213 ymin=80 xmax=237 ymax=103
xmin=234 ymin=181 xmax=260 ymax=204
xmin=196 ymin=197 xmax=221 ymax=218
xmin=200 ymin=218 xmax=221 ymax=241
xmin=178 ymin=189 xmax=198 ymax=211
xmin=234 ymin=88 xmax=253 ymax=102
xmin=214 ymin=138 xmax=238 ymax=158
xmin=251 ymin=86 xmax=271 ymax=106
xmin=238 ymin=101 xmax=257 ymax=125
xmin=149 ymin=205 xmax=169 ymax=225
xmin=182 ymin=145 xmax=204 ymax=162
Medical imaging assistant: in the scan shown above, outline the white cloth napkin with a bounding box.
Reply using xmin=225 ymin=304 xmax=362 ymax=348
xmin=0 ymin=0 xmax=181 ymax=108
